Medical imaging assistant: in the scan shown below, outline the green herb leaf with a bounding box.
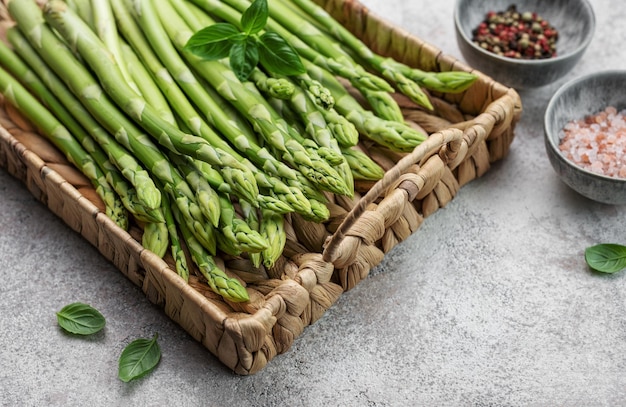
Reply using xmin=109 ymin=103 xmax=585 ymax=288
xmin=241 ymin=0 xmax=268 ymax=35
xmin=118 ymin=334 xmax=161 ymax=383
xmin=229 ymin=37 xmax=259 ymax=81
xmin=258 ymin=32 xmax=305 ymax=76
xmin=585 ymin=243 xmax=626 ymax=274
xmin=184 ymin=23 xmax=240 ymax=60
xmin=56 ymin=302 xmax=106 ymax=335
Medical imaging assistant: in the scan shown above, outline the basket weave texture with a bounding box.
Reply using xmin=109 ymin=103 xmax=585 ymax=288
xmin=0 ymin=0 xmax=521 ymax=374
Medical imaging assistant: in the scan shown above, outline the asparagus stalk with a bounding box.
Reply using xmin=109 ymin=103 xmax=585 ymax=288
xmin=307 ymin=60 xmax=428 ymax=152
xmin=164 ymin=178 xmax=217 ymax=255
xmin=174 ymin=206 xmax=250 ymax=303
xmin=8 ymin=0 xmax=217 ymax=253
xmin=120 ymin=42 xmax=177 ymax=126
xmin=168 ymin=152 xmax=221 ymax=229
xmin=268 ymin=87 xmax=354 ymax=196
xmin=249 ymin=69 xmax=295 ymax=100
xmin=91 ymin=0 xmax=140 ymax=95
xmin=187 ymin=0 xmax=393 ymax=93
xmin=66 ymin=0 xmax=93 ymax=29
xmin=41 ymin=0 xmax=259 ymax=204
xmin=358 ymin=88 xmax=405 ymax=123
xmin=317 ymin=105 xmax=359 ymax=148
xmin=157 ymin=0 xmax=351 ymax=197
xmin=142 ymin=217 xmax=169 ymax=258
xmin=215 ymin=193 xmax=269 ymax=256
xmin=238 ymin=200 xmax=262 ymax=268
xmin=292 ymin=73 xmax=334 ymax=110
xmin=170 ymin=0 xmax=214 ymax=28
xmin=191 ymin=159 xmax=293 ymax=215
xmin=161 ymin=192 xmax=190 ymax=282
xmin=112 ymin=0 xmax=310 ymax=215
xmin=341 ymin=146 xmax=385 ymax=181
xmin=287 ymin=0 xmax=478 ymax=94
xmin=0 ymin=64 xmax=128 ymax=229
xmin=5 ymin=28 xmax=164 ymax=223
xmin=259 ymin=208 xmax=286 ymax=269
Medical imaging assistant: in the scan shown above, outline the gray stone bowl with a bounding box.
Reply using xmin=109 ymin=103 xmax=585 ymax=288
xmin=454 ymin=0 xmax=595 ymax=89
xmin=544 ymin=70 xmax=626 ymax=205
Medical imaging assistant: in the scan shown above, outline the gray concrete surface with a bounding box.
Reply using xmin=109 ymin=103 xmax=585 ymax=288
xmin=1 ymin=0 xmax=625 ymax=406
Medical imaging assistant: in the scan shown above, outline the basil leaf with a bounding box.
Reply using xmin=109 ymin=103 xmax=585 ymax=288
xmin=184 ymin=23 xmax=240 ymax=60
xmin=229 ymin=37 xmax=259 ymax=81
xmin=56 ymin=302 xmax=106 ymax=335
xmin=585 ymin=243 xmax=626 ymax=274
xmin=258 ymin=32 xmax=305 ymax=76
xmin=241 ymin=0 xmax=268 ymax=35
xmin=118 ymin=334 xmax=161 ymax=383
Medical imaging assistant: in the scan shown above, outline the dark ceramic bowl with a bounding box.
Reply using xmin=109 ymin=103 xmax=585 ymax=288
xmin=454 ymin=0 xmax=595 ymax=89
xmin=544 ymin=70 xmax=626 ymax=205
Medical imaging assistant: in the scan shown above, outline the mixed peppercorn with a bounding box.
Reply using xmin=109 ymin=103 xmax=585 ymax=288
xmin=471 ymin=5 xmax=559 ymax=60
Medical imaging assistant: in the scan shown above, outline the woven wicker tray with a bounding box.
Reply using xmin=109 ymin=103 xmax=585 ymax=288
xmin=0 ymin=0 xmax=521 ymax=374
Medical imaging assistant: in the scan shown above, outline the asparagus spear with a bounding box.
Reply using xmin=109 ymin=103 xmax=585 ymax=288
xmin=191 ymin=159 xmax=293 ymax=215
xmin=160 ymin=191 xmax=190 ymax=282
xmin=316 ymin=105 xmax=359 ymax=148
xmin=168 ymin=152 xmax=221 ymax=229
xmin=307 ymin=60 xmax=428 ymax=152
xmin=142 ymin=217 xmax=169 ymax=258
xmin=0 ymin=64 xmax=128 ymax=229
xmin=293 ymin=73 xmax=335 ymax=110
xmin=174 ymin=206 xmax=249 ymax=303
xmin=268 ymin=91 xmax=354 ymax=196
xmin=91 ymin=0 xmax=141 ymax=96
xmin=249 ymin=69 xmax=295 ymax=100
xmin=157 ymin=0 xmax=351 ymax=196
xmin=113 ymin=1 xmax=310 ymax=217
xmin=341 ymin=146 xmax=385 ymax=181
xmin=215 ymin=193 xmax=269 ymax=256
xmin=238 ymin=200 xmax=262 ymax=268
xmin=4 ymin=28 xmax=164 ymax=223
xmin=66 ymin=0 xmax=93 ymax=29
xmin=259 ymin=208 xmax=286 ymax=268
xmin=286 ymin=0 xmax=478 ymax=94
xmin=8 ymin=0 xmax=217 ymax=253
xmin=186 ymin=0 xmax=393 ymax=93
xmin=358 ymin=88 xmax=405 ymax=123
xmin=40 ymin=0 xmax=259 ymax=204
xmin=119 ymin=42 xmax=177 ymax=127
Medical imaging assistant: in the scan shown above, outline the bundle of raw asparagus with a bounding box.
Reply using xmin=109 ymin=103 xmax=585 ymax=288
xmin=0 ymin=0 xmax=476 ymax=302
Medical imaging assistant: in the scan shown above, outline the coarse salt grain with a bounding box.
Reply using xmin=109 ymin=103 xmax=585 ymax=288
xmin=559 ymin=106 xmax=626 ymax=179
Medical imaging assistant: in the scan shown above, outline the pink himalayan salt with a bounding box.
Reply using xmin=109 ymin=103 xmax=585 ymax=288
xmin=559 ymin=106 xmax=626 ymax=179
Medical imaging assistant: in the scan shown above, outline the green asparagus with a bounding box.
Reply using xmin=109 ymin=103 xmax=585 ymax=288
xmin=161 ymin=192 xmax=190 ymax=282
xmin=5 ymin=27 xmax=164 ymax=222
xmin=0 ymin=64 xmax=128 ymax=229
xmin=259 ymin=208 xmax=286 ymax=268
xmin=42 ymin=0 xmax=260 ymax=204
xmin=284 ymin=0 xmax=477 ymax=98
xmin=8 ymin=0 xmax=217 ymax=254
xmin=160 ymin=0 xmax=351 ymax=197
xmin=175 ymin=206 xmax=250 ymax=302
xmin=113 ymin=0 xmax=311 ymax=216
